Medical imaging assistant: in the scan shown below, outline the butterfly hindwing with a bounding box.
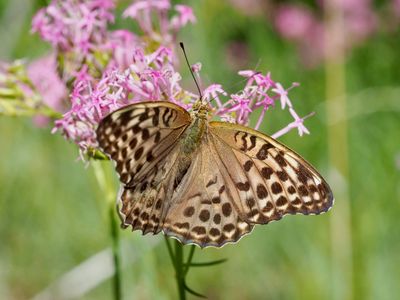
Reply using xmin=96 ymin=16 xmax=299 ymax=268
xmin=162 ymin=138 xmax=254 ymax=248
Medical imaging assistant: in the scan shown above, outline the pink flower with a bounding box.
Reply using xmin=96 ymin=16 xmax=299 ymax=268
xmin=170 ymin=5 xmax=196 ymax=30
xmin=53 ymin=46 xmax=197 ymax=153
xmin=32 ymin=0 xmax=115 ymax=79
xmin=32 ymin=0 xmax=114 ymax=51
xmin=274 ymin=5 xmax=316 ymax=41
xmin=27 ymin=55 xmax=67 ymax=113
xmin=29 ymin=0 xmax=311 ymax=158
xmin=271 ymin=110 xmax=314 ymax=139
xmin=123 ymin=0 xmax=195 ymax=47
xmin=273 ymin=0 xmax=378 ymax=67
xmin=203 ymin=70 xmax=309 ymax=136
xmin=394 ymin=0 xmax=400 ymax=18
xmin=123 ymin=0 xmax=171 ymax=19
xmin=203 ymin=84 xmax=227 ymax=108
xmin=108 ymin=30 xmax=139 ymax=70
xmin=123 ymin=0 xmax=171 ymax=38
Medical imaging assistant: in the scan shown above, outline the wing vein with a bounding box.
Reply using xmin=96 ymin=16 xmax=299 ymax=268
xmin=208 ymin=133 xmax=246 ymax=217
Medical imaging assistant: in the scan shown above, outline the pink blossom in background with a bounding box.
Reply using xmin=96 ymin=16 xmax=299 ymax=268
xmin=32 ymin=0 xmax=115 ymax=52
xmin=273 ymin=0 xmax=379 ymax=67
xmin=274 ymin=5 xmax=316 ymax=41
xmin=123 ymin=0 xmax=196 ymax=46
xmin=333 ymin=0 xmax=377 ymax=44
xmin=229 ymin=0 xmax=265 ymax=17
xmin=274 ymin=4 xmax=326 ymax=67
xmin=27 ymin=55 xmax=67 ymax=112
xmin=299 ymin=23 xmax=325 ymax=68
xmin=170 ymin=5 xmax=197 ymax=30
xmin=0 ymin=60 xmax=65 ymax=126
xmin=393 ymin=0 xmax=400 ymax=18
xmin=123 ymin=0 xmax=171 ymax=37
xmin=32 ymin=0 xmax=197 ymax=81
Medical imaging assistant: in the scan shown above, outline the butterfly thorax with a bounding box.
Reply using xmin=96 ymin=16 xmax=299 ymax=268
xmin=180 ymin=115 xmax=207 ymax=155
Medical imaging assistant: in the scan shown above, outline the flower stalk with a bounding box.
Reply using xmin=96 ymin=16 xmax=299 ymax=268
xmin=92 ymin=161 xmax=122 ymax=300
xmin=109 ymin=202 xmax=122 ymax=300
xmin=164 ymin=237 xmax=228 ymax=299
xmin=164 ymin=238 xmax=192 ymax=300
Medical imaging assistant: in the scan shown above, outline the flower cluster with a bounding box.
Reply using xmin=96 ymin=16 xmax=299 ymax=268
xmin=31 ymin=0 xmax=196 ymax=80
xmin=124 ymin=0 xmax=196 ymax=46
xmin=24 ymin=0 xmax=311 ymax=158
xmin=203 ymin=71 xmax=309 ymax=138
xmin=53 ymin=46 xmax=196 ymax=153
xmin=273 ymin=0 xmax=378 ymax=67
xmin=54 ymin=52 xmax=309 ymax=154
xmin=27 ymin=55 xmax=67 ymax=113
xmin=31 ymin=0 xmax=115 ymax=55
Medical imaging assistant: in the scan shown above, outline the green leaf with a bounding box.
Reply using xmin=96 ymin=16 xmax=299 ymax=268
xmin=184 ymin=282 xmax=207 ymax=299
xmin=184 ymin=258 xmax=228 ymax=267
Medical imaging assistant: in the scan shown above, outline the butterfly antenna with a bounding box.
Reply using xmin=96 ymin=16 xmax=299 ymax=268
xmin=180 ymin=42 xmax=203 ymax=100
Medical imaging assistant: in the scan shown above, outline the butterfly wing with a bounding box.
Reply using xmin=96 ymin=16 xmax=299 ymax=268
xmin=97 ymin=104 xmax=333 ymax=247
xmin=162 ymin=121 xmax=333 ymax=248
xmin=162 ymin=135 xmax=254 ymax=248
xmin=96 ymin=101 xmax=192 ymax=234
xmin=208 ymin=121 xmax=334 ymax=224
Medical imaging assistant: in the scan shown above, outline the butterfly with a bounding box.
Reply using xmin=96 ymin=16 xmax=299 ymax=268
xmin=96 ymin=99 xmax=334 ymax=248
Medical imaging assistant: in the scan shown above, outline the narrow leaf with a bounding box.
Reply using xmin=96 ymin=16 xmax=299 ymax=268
xmin=184 ymin=282 xmax=207 ymax=299
xmin=185 ymin=258 xmax=227 ymax=267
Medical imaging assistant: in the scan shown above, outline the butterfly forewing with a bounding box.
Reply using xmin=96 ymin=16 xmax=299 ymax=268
xmin=97 ymin=102 xmax=191 ymax=184
xmin=209 ymin=121 xmax=334 ymax=224
xmin=96 ymin=101 xmax=192 ymax=234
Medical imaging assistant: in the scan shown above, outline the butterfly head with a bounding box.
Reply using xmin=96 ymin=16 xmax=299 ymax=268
xmin=191 ymin=99 xmax=211 ymax=120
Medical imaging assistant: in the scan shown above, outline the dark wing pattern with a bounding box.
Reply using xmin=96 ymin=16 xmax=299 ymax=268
xmin=208 ymin=122 xmax=334 ymax=224
xmin=97 ymin=103 xmax=333 ymax=248
xmin=162 ymin=121 xmax=333 ymax=248
xmin=96 ymin=101 xmax=192 ymax=234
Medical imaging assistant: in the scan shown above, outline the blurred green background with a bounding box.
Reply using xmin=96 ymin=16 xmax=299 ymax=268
xmin=1 ymin=0 xmax=400 ymax=299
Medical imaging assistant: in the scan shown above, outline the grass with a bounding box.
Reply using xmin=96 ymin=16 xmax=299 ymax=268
xmin=1 ymin=0 xmax=400 ymax=299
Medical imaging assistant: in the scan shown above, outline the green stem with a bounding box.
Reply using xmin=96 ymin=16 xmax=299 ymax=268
xmin=93 ymin=161 xmax=122 ymax=300
xmin=110 ymin=203 xmax=122 ymax=300
xmin=324 ymin=2 xmax=353 ymax=300
xmin=164 ymin=237 xmax=188 ymax=300
xmin=164 ymin=236 xmax=176 ymax=269
xmin=174 ymin=240 xmax=186 ymax=300
xmin=184 ymin=245 xmax=196 ymax=276
xmin=165 ymin=239 xmax=209 ymax=298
